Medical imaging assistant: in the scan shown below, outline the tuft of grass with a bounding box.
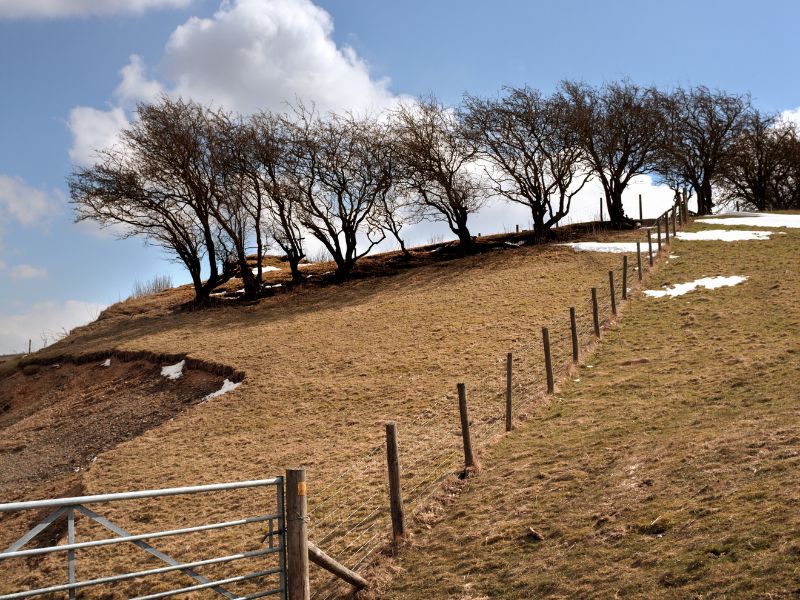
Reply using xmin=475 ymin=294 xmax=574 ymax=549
xmin=129 ymin=274 xmax=173 ymax=299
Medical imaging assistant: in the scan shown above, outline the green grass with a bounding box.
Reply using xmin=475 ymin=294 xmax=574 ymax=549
xmin=383 ymin=220 xmax=800 ymax=599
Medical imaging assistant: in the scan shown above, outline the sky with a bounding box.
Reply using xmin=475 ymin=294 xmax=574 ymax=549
xmin=0 ymin=0 xmax=798 ymax=353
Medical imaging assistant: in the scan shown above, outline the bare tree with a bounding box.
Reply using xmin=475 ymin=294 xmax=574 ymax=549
xmin=658 ymin=86 xmax=751 ymax=215
xmin=462 ymin=87 xmax=589 ymax=241
xmin=290 ymin=108 xmax=391 ymax=279
xmin=392 ymin=97 xmax=487 ymax=254
xmin=69 ymin=96 xmax=233 ymax=304
xmin=245 ymin=111 xmax=307 ymax=283
xmin=561 ymin=80 xmax=664 ymax=227
xmin=720 ymin=111 xmax=800 ymax=210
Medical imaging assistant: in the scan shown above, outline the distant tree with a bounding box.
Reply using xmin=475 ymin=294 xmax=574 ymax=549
xmin=658 ymin=86 xmax=751 ymax=215
xmin=69 ymin=96 xmax=234 ymax=304
xmin=561 ymin=80 xmax=664 ymax=227
xmin=462 ymin=87 xmax=590 ymax=241
xmin=392 ymin=97 xmax=488 ymax=254
xmin=290 ymin=108 xmax=392 ymax=279
xmin=720 ymin=111 xmax=800 ymax=210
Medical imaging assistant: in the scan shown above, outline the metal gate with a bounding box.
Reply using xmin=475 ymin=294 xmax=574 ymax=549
xmin=0 ymin=478 xmax=287 ymax=599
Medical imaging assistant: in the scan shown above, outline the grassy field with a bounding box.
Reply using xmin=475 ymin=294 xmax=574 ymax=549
xmin=383 ymin=219 xmax=800 ymax=598
xmin=0 ymin=226 xmax=653 ymax=597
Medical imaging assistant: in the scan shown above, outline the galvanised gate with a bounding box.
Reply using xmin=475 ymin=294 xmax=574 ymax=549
xmin=0 ymin=478 xmax=287 ymax=599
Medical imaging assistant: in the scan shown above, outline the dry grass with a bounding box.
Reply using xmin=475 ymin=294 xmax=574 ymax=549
xmin=0 ymin=225 xmax=656 ymax=597
xmin=384 ymin=220 xmax=800 ymax=598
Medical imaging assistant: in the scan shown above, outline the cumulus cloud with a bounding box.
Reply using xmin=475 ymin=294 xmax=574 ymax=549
xmin=0 ymin=0 xmax=192 ymax=19
xmin=780 ymin=106 xmax=800 ymax=127
xmin=8 ymin=264 xmax=48 ymax=279
xmin=67 ymin=106 xmax=129 ymax=167
xmin=67 ymin=0 xmax=399 ymax=166
xmin=0 ymin=300 xmax=107 ymax=354
xmin=0 ymin=174 xmax=61 ymax=226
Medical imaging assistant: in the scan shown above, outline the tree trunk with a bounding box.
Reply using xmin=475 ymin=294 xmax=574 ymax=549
xmin=607 ymin=188 xmax=631 ymax=228
xmin=699 ymin=178 xmax=714 ymax=215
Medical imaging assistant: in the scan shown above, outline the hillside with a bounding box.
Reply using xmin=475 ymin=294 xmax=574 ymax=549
xmin=1 ymin=215 xmax=797 ymax=598
xmin=385 ymin=217 xmax=800 ymax=598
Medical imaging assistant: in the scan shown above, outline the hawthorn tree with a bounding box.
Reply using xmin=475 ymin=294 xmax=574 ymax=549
xmin=69 ymin=96 xmax=234 ymax=304
xmin=658 ymin=86 xmax=751 ymax=215
xmin=392 ymin=97 xmax=487 ymax=254
xmin=561 ymin=80 xmax=664 ymax=227
xmin=462 ymin=87 xmax=589 ymax=241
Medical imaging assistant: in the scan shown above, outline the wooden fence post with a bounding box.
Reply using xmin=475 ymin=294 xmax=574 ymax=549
xmin=286 ymin=468 xmax=310 ymax=600
xmin=27 ymin=339 xmax=31 ymax=354
xmin=516 ymin=224 xmax=520 ymax=233
xmin=457 ymin=383 xmax=477 ymax=470
xmin=591 ymin=288 xmax=600 ymax=337
xmin=505 ymin=353 xmax=513 ymax=432
xmin=636 ymin=241 xmax=643 ymax=281
xmin=542 ymin=327 xmax=554 ymax=394
xmin=622 ymin=255 xmax=628 ymax=300
xmin=385 ymin=422 xmax=405 ymax=543
xmin=672 ymin=209 xmax=677 ymax=235
xmin=609 ymin=271 xmax=617 ymax=316
xmin=657 ymin=219 xmax=662 ymax=250
xmin=664 ymin=213 xmax=670 ymax=243
xmin=569 ymin=308 xmax=579 ymax=363
xmin=647 ymin=230 xmax=654 ymax=267
xmin=599 ymin=197 xmax=604 ymax=222
xmin=639 ymin=194 xmax=643 ymax=222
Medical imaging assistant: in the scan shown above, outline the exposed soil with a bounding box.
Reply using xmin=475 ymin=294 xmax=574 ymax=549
xmin=0 ymin=356 xmax=223 ymax=499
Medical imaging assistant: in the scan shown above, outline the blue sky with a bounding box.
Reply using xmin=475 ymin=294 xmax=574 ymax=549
xmin=0 ymin=0 xmax=798 ymax=353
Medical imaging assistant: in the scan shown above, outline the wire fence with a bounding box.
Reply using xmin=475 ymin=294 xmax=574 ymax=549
xmin=308 ymin=201 xmax=687 ymax=599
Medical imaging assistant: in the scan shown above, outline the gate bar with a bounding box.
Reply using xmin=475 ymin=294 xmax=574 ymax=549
xmin=0 ymin=479 xmax=280 ymax=512
xmin=0 ymin=548 xmax=280 ymax=600
xmin=130 ymin=568 xmax=282 ymax=600
xmin=1 ymin=513 xmax=278 ymax=559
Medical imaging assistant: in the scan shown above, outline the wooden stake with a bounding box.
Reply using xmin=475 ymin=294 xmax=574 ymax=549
xmin=600 ymin=197 xmax=604 ymax=222
xmin=647 ymin=230 xmax=654 ymax=267
xmin=664 ymin=213 xmax=670 ymax=243
xmin=308 ymin=543 xmax=367 ymax=590
xmin=569 ymin=308 xmax=579 ymax=363
xmin=657 ymin=219 xmax=662 ymax=250
xmin=636 ymin=241 xmax=643 ymax=281
xmin=609 ymin=271 xmax=617 ymax=316
xmin=672 ymin=209 xmax=677 ymax=236
xmin=385 ymin=422 xmax=405 ymax=543
xmin=457 ymin=383 xmax=477 ymax=470
xmin=286 ymin=468 xmax=310 ymax=600
xmin=622 ymin=255 xmax=628 ymax=300
xmin=591 ymin=288 xmax=600 ymax=337
xmin=505 ymin=353 xmax=513 ymax=432
xmin=639 ymin=194 xmax=643 ymax=222
xmin=542 ymin=327 xmax=554 ymax=394
xmin=516 ymin=224 xmax=520 ymax=233
xmin=28 ymin=339 xmax=31 ymax=354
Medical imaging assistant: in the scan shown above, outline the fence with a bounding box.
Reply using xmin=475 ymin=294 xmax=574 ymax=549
xmin=305 ymin=193 xmax=691 ymax=600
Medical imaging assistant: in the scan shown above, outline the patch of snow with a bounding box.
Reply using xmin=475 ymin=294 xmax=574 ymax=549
xmin=209 ymin=292 xmax=226 ymax=297
xmin=560 ymin=242 xmax=640 ymax=253
xmin=252 ymin=265 xmax=281 ymax=275
xmin=161 ymin=360 xmax=185 ymax=380
xmin=675 ymin=229 xmax=773 ymax=241
xmin=100 ymin=358 xmax=111 ymax=367
xmin=668 ymin=254 xmax=679 ymax=259
xmin=265 ymin=283 xmax=283 ymax=289
xmin=696 ymin=213 xmax=800 ymax=229
xmin=203 ymin=378 xmax=242 ymax=401
xmin=644 ymin=276 xmax=747 ymax=298
xmin=504 ymin=241 xmax=523 ymax=247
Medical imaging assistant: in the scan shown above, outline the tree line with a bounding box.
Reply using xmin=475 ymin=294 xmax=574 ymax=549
xmin=69 ymin=80 xmax=800 ymax=303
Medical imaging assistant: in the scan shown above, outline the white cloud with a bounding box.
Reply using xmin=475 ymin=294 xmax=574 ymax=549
xmin=0 ymin=0 xmax=192 ymax=19
xmin=114 ymin=54 xmax=164 ymax=106
xmin=67 ymin=106 xmax=129 ymax=167
xmin=161 ymin=0 xmax=397 ymax=114
xmin=780 ymin=106 xmax=800 ymax=128
xmin=0 ymin=299 xmax=106 ymax=354
xmin=0 ymin=174 xmax=61 ymax=226
xmin=68 ymin=0 xmax=399 ymax=165
xmin=8 ymin=264 xmax=48 ymax=279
